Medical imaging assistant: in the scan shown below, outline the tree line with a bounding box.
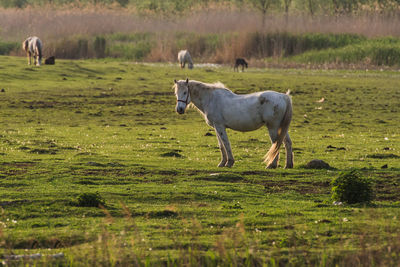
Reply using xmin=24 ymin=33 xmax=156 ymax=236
xmin=1 ymin=0 xmax=400 ymax=17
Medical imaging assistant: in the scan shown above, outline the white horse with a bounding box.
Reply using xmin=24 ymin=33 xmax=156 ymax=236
xmin=173 ymin=79 xmax=293 ymax=169
xmin=177 ymin=50 xmax=193 ymax=69
xmin=22 ymin=36 xmax=43 ymax=66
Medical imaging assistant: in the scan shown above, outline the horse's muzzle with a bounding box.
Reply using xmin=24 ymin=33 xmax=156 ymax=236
xmin=176 ymin=107 xmax=185 ymax=114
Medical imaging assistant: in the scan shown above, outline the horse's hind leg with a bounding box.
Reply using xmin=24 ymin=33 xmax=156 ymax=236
xmin=27 ymin=52 xmax=31 ymax=65
xmin=33 ymin=53 xmax=37 ymax=66
xmin=268 ymin=152 xmax=279 ymax=169
xmin=215 ymin=126 xmax=234 ymax=167
xmin=284 ymin=133 xmax=294 ymax=168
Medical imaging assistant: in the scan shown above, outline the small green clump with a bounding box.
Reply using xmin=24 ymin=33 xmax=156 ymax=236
xmin=77 ymin=192 xmax=105 ymax=207
xmin=331 ymin=170 xmax=374 ymax=204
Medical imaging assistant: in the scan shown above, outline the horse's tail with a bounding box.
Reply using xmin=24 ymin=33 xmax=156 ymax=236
xmin=264 ymin=94 xmax=292 ymax=166
xmin=22 ymin=39 xmax=28 ymax=53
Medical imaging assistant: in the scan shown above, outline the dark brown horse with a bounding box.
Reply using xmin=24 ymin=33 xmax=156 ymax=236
xmin=45 ymin=56 xmax=55 ymax=65
xmin=234 ymin=58 xmax=248 ymax=72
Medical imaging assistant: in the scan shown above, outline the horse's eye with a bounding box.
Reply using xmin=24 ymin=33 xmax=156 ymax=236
xmin=183 ymin=92 xmax=187 ymax=95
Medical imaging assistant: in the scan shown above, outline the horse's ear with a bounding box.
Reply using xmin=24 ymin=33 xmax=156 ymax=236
xmin=174 ymin=79 xmax=177 ymax=84
xmin=186 ymin=78 xmax=189 ymax=84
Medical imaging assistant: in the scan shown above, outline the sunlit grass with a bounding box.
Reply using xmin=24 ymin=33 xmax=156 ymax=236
xmin=0 ymin=56 xmax=399 ymax=265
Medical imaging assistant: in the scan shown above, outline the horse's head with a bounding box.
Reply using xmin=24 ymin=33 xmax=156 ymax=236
xmin=188 ymin=62 xmax=193 ymax=69
xmin=174 ymin=78 xmax=190 ymax=114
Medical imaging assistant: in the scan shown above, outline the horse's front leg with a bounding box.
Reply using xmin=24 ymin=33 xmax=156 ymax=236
xmin=215 ymin=126 xmax=234 ymax=167
xmin=215 ymin=133 xmax=227 ymax=167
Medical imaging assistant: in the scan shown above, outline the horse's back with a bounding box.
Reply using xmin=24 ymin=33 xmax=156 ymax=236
xmin=235 ymin=58 xmax=247 ymax=65
xmin=178 ymin=50 xmax=192 ymax=61
xmin=30 ymin=37 xmax=42 ymax=50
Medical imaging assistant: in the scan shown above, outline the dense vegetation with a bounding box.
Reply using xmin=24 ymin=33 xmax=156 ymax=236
xmin=0 ymin=56 xmax=399 ymax=265
xmin=5 ymin=32 xmax=400 ymax=67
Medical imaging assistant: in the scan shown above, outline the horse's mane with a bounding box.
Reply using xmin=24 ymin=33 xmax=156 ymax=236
xmin=189 ymin=80 xmax=231 ymax=92
xmin=186 ymin=80 xmax=231 ymax=112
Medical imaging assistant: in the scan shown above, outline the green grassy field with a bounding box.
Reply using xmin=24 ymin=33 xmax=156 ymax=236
xmin=0 ymin=56 xmax=399 ymax=265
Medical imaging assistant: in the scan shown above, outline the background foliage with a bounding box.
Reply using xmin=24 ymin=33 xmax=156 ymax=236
xmin=2 ymin=0 xmax=400 ymax=16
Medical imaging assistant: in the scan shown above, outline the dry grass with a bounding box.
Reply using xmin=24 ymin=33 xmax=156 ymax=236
xmin=2 ymin=6 xmax=400 ymax=64
xmin=2 ymin=7 xmax=400 ymax=42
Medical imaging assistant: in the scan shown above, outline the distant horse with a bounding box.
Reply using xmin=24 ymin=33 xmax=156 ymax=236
xmin=178 ymin=50 xmax=193 ymax=69
xmin=173 ymin=79 xmax=293 ymax=168
xmin=45 ymin=56 xmax=55 ymax=65
xmin=22 ymin=36 xmax=43 ymax=66
xmin=234 ymin=58 xmax=248 ymax=72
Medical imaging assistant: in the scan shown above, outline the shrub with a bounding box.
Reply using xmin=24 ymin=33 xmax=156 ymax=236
xmin=53 ymin=37 xmax=90 ymax=59
xmin=94 ymin=36 xmax=106 ymax=58
xmin=77 ymin=192 xmax=105 ymax=207
xmin=291 ymin=37 xmax=400 ymax=66
xmin=0 ymin=40 xmax=19 ymax=55
xmin=108 ymin=42 xmax=152 ymax=60
xmin=331 ymin=170 xmax=374 ymax=204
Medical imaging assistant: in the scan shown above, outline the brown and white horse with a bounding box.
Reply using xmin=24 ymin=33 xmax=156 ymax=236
xmin=22 ymin=36 xmax=43 ymax=66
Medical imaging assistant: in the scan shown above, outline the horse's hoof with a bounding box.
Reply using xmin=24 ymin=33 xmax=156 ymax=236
xmin=225 ymin=160 xmax=234 ymax=168
xmin=266 ymin=165 xmax=277 ymax=169
xmin=284 ymin=165 xmax=293 ymax=169
xmin=218 ymin=161 xmax=227 ymax=167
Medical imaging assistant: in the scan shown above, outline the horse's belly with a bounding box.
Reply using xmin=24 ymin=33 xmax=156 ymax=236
xmin=221 ymin=103 xmax=264 ymax=131
xmin=225 ymin=118 xmax=264 ymax=132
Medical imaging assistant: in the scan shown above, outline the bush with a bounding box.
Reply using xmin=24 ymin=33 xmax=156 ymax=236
xmin=94 ymin=36 xmax=106 ymax=58
xmin=53 ymin=37 xmax=90 ymax=59
xmin=108 ymin=42 xmax=152 ymax=60
xmin=0 ymin=40 xmax=19 ymax=55
xmin=77 ymin=192 xmax=105 ymax=207
xmin=0 ymin=0 xmax=27 ymax=8
xmin=291 ymin=37 xmax=400 ymax=66
xmin=331 ymin=170 xmax=374 ymax=204
xmin=238 ymin=32 xmax=364 ymax=59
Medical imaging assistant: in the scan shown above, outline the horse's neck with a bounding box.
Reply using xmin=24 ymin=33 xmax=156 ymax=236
xmin=189 ymin=83 xmax=212 ymax=113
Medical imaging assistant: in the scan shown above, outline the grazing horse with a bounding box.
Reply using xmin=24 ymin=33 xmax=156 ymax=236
xmin=22 ymin=36 xmax=43 ymax=66
xmin=45 ymin=56 xmax=55 ymax=65
xmin=173 ymin=79 xmax=293 ymax=169
xmin=177 ymin=50 xmax=193 ymax=69
xmin=234 ymin=58 xmax=248 ymax=72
